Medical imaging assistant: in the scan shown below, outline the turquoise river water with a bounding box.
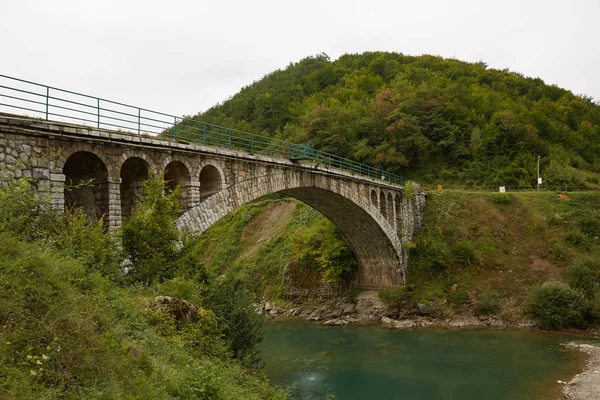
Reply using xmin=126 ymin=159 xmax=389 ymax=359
xmin=260 ymin=320 xmax=587 ymax=400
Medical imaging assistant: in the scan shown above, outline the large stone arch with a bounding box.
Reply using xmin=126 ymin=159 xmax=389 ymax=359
xmin=120 ymin=157 xmax=150 ymax=221
xmin=63 ymin=151 xmax=109 ymax=225
xmin=178 ymin=170 xmax=405 ymax=288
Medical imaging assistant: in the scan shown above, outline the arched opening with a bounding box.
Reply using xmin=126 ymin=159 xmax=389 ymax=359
xmin=395 ymin=193 xmax=403 ymax=236
xmin=370 ymin=189 xmax=378 ymax=207
xmin=387 ymin=192 xmax=394 ymax=224
xmin=63 ymin=151 xmax=109 ymax=224
xmin=120 ymin=157 xmax=150 ymax=221
xmin=379 ymin=191 xmax=387 ymax=219
xmin=199 ymin=165 xmax=222 ymax=201
xmin=164 ymin=161 xmax=191 ymax=212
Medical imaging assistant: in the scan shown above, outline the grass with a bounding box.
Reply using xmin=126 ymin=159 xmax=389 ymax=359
xmin=0 ymin=235 xmax=288 ymax=399
xmin=405 ymin=190 xmax=600 ymax=318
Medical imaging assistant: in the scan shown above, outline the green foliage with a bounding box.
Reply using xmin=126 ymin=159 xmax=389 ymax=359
xmin=567 ymin=258 xmax=600 ymax=299
xmin=206 ymin=274 xmax=264 ymax=366
xmin=525 ymin=281 xmax=591 ymax=330
xmin=491 ymin=192 xmax=511 ymax=204
xmin=0 ymin=237 xmax=287 ymax=399
xmin=475 ymin=292 xmax=501 ymax=315
xmin=411 ymin=226 xmax=449 ymax=271
xmin=447 ymin=286 xmax=470 ymax=308
xmin=53 ymin=208 xmax=122 ymax=280
xmin=180 ymin=51 xmax=600 ymax=189
xmin=565 ymin=230 xmax=590 ymax=250
xmin=402 ymin=181 xmax=416 ymax=199
xmin=121 ymin=174 xmax=181 ymax=283
xmin=0 ymin=178 xmax=58 ymax=240
xmin=0 ymin=174 xmax=288 ymax=399
xmin=379 ymin=285 xmax=416 ymax=308
xmin=290 ymin=204 xmax=358 ymax=282
xmin=452 ymin=239 xmax=475 ymax=266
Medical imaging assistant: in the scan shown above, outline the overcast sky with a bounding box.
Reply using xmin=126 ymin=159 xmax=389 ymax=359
xmin=2 ymin=0 xmax=599 ymax=118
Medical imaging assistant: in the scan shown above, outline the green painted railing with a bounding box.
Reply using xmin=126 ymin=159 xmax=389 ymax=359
xmin=0 ymin=74 xmax=407 ymax=186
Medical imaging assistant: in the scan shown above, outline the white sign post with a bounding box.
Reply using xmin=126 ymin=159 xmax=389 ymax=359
xmin=499 ymin=186 xmax=505 ymax=193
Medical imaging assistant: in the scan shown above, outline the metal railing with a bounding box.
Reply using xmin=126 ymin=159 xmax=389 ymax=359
xmin=0 ymin=74 xmax=407 ymax=186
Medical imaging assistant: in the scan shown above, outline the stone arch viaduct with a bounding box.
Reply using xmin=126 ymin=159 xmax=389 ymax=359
xmin=0 ymin=115 xmax=425 ymax=289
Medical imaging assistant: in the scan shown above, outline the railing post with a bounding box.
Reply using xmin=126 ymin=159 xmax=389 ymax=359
xmin=203 ymin=123 xmax=206 ymax=145
xmin=229 ymin=129 xmax=232 ymax=148
xmin=137 ymin=108 xmax=141 ymax=135
xmin=45 ymin=87 xmax=49 ymax=120
xmin=97 ymin=98 xmax=100 ymax=128
xmin=173 ymin=117 xmax=177 ymax=139
xmin=251 ymin=134 xmax=254 ymax=154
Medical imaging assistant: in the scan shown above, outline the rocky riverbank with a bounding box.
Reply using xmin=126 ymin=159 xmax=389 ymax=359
xmin=563 ymin=344 xmax=600 ymax=400
xmin=258 ymin=290 xmax=533 ymax=329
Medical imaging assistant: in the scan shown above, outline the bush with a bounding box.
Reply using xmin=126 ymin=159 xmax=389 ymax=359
xmin=53 ymin=208 xmax=122 ymax=280
xmin=565 ymin=230 xmax=590 ymax=250
xmin=121 ymin=175 xmax=181 ymax=283
xmin=567 ymin=259 xmax=600 ymax=299
xmin=491 ymin=192 xmax=511 ymax=204
xmin=0 ymin=178 xmax=59 ymax=240
xmin=447 ymin=287 xmax=470 ymax=308
xmin=525 ymin=281 xmax=591 ymax=330
xmin=411 ymin=226 xmax=449 ymax=270
xmin=580 ymin=217 xmax=600 ymax=238
xmin=453 ymin=239 xmax=475 ymax=266
xmin=206 ymin=274 xmax=263 ymax=367
xmin=475 ymin=291 xmax=501 ymax=315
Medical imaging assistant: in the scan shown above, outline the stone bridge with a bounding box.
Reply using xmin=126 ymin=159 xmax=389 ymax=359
xmin=0 ymin=115 xmax=425 ymax=289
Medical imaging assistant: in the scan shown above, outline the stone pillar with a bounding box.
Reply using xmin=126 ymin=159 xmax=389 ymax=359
xmin=189 ymin=178 xmax=201 ymax=207
xmin=106 ymin=177 xmax=122 ymax=229
xmin=49 ymin=173 xmax=65 ymax=211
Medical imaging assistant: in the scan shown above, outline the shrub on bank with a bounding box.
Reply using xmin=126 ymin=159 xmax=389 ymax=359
xmin=475 ymin=291 xmax=501 ymax=315
xmin=567 ymin=258 xmax=600 ymax=299
xmin=525 ymin=281 xmax=591 ymax=330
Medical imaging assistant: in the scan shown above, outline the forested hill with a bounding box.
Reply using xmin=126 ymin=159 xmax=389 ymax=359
xmin=188 ymin=52 xmax=600 ymax=189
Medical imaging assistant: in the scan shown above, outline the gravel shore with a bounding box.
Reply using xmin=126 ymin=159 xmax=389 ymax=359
xmin=563 ymin=344 xmax=600 ymax=400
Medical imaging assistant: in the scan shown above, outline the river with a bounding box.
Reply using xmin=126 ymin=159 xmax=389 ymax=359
xmin=260 ymin=319 xmax=586 ymax=400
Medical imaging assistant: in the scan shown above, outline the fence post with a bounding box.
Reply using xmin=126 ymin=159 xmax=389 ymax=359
xmin=45 ymin=87 xmax=49 ymax=120
xmin=97 ymin=99 xmax=100 ymax=128
xmin=137 ymin=108 xmax=141 ymax=135
xmin=229 ymin=129 xmax=232 ymax=148
xmin=203 ymin=124 xmax=206 ymax=145
xmin=251 ymin=134 xmax=254 ymax=154
xmin=173 ymin=117 xmax=177 ymax=139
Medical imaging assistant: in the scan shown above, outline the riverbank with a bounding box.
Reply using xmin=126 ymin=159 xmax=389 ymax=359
xmin=563 ymin=344 xmax=600 ymax=400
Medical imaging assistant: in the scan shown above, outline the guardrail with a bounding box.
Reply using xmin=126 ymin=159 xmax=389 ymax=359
xmin=0 ymin=74 xmax=407 ymax=186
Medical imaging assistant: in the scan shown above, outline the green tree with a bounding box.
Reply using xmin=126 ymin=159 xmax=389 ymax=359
xmin=121 ymin=174 xmax=180 ymax=283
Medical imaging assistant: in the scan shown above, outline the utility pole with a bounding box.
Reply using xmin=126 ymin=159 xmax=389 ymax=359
xmin=537 ymin=156 xmax=540 ymax=189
